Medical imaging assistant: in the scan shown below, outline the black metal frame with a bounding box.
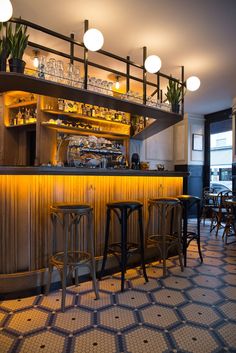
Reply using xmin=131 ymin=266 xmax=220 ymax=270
xmin=204 ymin=108 xmax=232 ymax=189
xmin=9 ymin=17 xmax=185 ymax=115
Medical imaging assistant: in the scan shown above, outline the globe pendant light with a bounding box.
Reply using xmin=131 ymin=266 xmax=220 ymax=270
xmin=83 ymin=28 xmax=104 ymax=52
xmin=144 ymin=55 xmax=162 ymax=74
xmin=0 ymin=0 xmax=13 ymax=22
xmin=186 ymin=76 xmax=201 ymax=91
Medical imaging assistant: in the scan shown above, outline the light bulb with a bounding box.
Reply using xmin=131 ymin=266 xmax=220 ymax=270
xmin=83 ymin=28 xmax=104 ymax=52
xmin=186 ymin=76 xmax=201 ymax=91
xmin=33 ymin=56 xmax=39 ymax=68
xmin=0 ymin=0 xmax=13 ymax=22
xmin=144 ymin=55 xmax=162 ymax=74
xmin=115 ymin=80 xmax=120 ymax=90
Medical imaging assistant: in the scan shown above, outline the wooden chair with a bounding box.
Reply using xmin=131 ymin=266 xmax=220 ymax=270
xmin=210 ymin=191 xmax=232 ymax=237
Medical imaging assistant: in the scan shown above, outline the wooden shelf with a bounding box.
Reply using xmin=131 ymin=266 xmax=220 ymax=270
xmin=0 ymin=73 xmax=183 ymax=139
xmin=5 ymin=122 xmax=37 ymax=128
xmin=6 ymin=100 xmax=37 ymax=109
xmin=42 ymin=109 xmax=130 ymax=127
xmin=41 ymin=122 xmax=129 ymax=139
xmin=132 ymin=114 xmax=182 ymax=140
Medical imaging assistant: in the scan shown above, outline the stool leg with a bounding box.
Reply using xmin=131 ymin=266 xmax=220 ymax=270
xmin=100 ymin=208 xmax=111 ymax=279
xmin=45 ymin=212 xmax=57 ymax=295
xmin=146 ymin=203 xmax=152 ymax=246
xmin=74 ymin=216 xmax=79 ymax=286
xmin=197 ymin=203 xmax=203 ymax=263
xmin=182 ymin=207 xmax=188 ymax=267
xmin=61 ymin=213 xmax=69 ymax=312
xmin=45 ymin=259 xmax=53 ymax=295
xmin=88 ymin=210 xmax=99 ymax=299
xmin=121 ymin=208 xmax=128 ymax=291
xmin=138 ymin=207 xmax=148 ymax=283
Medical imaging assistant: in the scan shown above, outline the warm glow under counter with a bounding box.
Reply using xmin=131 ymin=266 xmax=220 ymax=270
xmin=0 ymin=168 xmax=187 ymax=294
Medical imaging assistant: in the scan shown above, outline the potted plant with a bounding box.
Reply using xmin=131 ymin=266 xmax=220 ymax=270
xmin=8 ymin=21 xmax=29 ymax=73
xmin=0 ymin=22 xmax=11 ymax=71
xmin=165 ymin=78 xmax=183 ymax=113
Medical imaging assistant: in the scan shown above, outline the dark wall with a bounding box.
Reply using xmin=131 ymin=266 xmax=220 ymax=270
xmin=175 ymin=164 xmax=204 ymax=216
xmin=175 ymin=165 xmax=204 ymax=198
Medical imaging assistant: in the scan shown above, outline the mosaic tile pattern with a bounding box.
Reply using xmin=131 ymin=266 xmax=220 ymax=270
xmin=0 ymin=221 xmax=236 ymax=353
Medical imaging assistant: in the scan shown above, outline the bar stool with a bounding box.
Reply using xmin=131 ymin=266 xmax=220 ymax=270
xmin=146 ymin=197 xmax=183 ymax=276
xmin=177 ymin=195 xmax=203 ymax=267
xmin=99 ymin=201 xmax=148 ymax=291
xmin=46 ymin=203 xmax=99 ymax=312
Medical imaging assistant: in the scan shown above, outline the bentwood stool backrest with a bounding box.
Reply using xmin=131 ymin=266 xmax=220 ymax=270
xmin=46 ymin=203 xmax=99 ymax=312
xmin=146 ymin=197 xmax=183 ymax=276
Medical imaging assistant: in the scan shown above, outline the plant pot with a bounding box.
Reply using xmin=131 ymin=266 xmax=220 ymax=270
xmin=8 ymin=58 xmax=26 ymax=73
xmin=0 ymin=52 xmax=7 ymax=72
xmin=171 ymin=103 xmax=180 ymax=114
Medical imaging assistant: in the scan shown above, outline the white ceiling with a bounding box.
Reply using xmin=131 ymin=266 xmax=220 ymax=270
xmin=11 ymin=0 xmax=236 ymax=115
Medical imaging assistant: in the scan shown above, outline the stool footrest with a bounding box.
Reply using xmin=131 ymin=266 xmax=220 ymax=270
xmin=50 ymin=251 xmax=91 ymax=267
xmin=108 ymin=242 xmax=139 ymax=255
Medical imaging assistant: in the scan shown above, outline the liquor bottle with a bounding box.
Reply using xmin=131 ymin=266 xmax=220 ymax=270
xmin=16 ymin=108 xmax=23 ymax=125
xmin=91 ymin=106 xmax=96 ymax=117
xmin=58 ymin=98 xmax=64 ymax=111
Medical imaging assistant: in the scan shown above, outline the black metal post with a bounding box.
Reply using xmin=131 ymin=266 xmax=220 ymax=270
xmin=157 ymin=74 xmax=160 ymax=101
xmin=181 ymin=65 xmax=184 ymax=116
xmin=84 ymin=20 xmax=89 ymax=90
xmin=126 ymin=56 xmax=130 ymax=93
xmin=143 ymin=46 xmax=147 ymax=105
xmin=70 ymin=33 xmax=75 ymax=64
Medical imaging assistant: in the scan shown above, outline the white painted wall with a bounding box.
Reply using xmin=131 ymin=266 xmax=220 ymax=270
xmin=130 ymin=112 xmax=205 ymax=170
xmin=130 ymin=126 xmax=175 ymax=170
xmin=174 ymin=113 xmax=205 ymax=165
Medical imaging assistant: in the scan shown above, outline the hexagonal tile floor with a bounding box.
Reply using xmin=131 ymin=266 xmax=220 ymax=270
xmin=0 ymin=221 xmax=235 ymax=352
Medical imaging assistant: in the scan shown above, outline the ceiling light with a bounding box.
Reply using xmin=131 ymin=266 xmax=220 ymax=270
xmin=83 ymin=28 xmax=104 ymax=52
xmin=0 ymin=0 xmax=13 ymax=22
xmin=186 ymin=76 xmax=201 ymax=91
xmin=144 ymin=55 xmax=162 ymax=74
xmin=115 ymin=76 xmax=120 ymax=90
xmin=33 ymin=50 xmax=39 ymax=68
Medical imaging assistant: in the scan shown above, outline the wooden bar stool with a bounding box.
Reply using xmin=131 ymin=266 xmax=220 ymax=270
xmin=177 ymin=195 xmax=203 ymax=267
xmin=99 ymin=201 xmax=148 ymax=291
xmin=46 ymin=203 xmax=99 ymax=312
xmin=146 ymin=197 xmax=183 ymax=276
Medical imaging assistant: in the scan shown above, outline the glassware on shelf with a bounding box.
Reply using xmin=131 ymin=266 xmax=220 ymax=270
xmin=55 ymin=60 xmax=64 ymax=84
xmin=38 ymin=56 xmax=47 ymax=79
xmin=46 ymin=58 xmax=56 ymax=81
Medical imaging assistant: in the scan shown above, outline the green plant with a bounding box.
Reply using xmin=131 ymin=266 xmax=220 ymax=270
xmin=8 ymin=21 xmax=29 ymax=60
xmin=165 ymin=77 xmax=184 ymax=112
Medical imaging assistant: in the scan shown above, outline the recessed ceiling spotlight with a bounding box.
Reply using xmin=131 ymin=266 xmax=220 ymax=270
xmin=83 ymin=28 xmax=104 ymax=52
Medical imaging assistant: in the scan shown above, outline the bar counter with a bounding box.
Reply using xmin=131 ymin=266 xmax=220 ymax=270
xmin=0 ymin=167 xmax=187 ymax=294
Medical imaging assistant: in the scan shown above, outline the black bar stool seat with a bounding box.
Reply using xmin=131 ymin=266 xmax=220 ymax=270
xmin=100 ymin=200 xmax=148 ymax=291
xmin=46 ymin=203 xmax=99 ymax=312
xmin=177 ymin=195 xmax=203 ymax=266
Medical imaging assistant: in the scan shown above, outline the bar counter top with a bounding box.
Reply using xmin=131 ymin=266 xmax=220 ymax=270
xmin=0 ymin=166 xmax=189 ymax=176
